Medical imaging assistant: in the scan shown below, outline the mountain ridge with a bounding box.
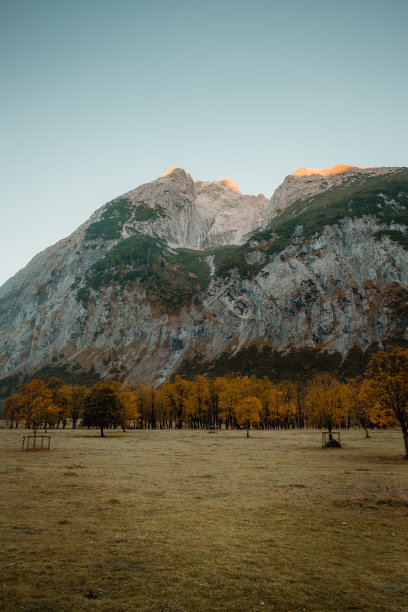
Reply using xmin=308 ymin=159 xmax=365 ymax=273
xmin=1 ymin=164 xmax=407 ymax=391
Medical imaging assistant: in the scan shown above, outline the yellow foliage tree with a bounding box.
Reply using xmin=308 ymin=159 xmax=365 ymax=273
xmin=278 ymin=380 xmax=299 ymax=428
xmin=55 ymin=384 xmax=74 ymax=428
xmin=256 ymin=378 xmax=277 ymax=429
xmin=304 ymin=373 xmax=349 ymax=446
xmin=119 ymin=389 xmax=140 ymax=429
xmin=16 ymin=379 xmax=58 ymax=434
xmin=186 ymin=375 xmax=211 ymax=428
xmin=70 ymin=385 xmax=89 ymax=429
xmin=160 ymin=377 xmax=192 ymax=429
xmin=364 ymin=347 xmax=408 ymax=457
xmin=4 ymin=393 xmax=23 ymax=428
xmin=234 ymin=396 xmax=262 ymax=437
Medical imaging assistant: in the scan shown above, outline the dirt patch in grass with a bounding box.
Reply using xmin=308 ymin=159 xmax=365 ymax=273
xmin=344 ymin=453 xmax=408 ymax=464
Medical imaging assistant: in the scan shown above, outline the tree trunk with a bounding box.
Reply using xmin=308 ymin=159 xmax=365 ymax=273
xmin=100 ymin=426 xmax=105 ymax=437
xmin=246 ymin=426 xmax=250 ymax=438
xmin=404 ymin=433 xmax=408 ymax=459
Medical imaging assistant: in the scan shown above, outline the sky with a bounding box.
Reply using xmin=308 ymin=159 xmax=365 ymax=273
xmin=1 ymin=0 xmax=407 ymax=286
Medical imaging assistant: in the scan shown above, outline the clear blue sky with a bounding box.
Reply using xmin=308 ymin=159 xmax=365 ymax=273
xmin=1 ymin=0 xmax=407 ymax=286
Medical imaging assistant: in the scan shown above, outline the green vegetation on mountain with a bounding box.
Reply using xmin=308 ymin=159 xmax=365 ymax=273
xmin=80 ymin=170 xmax=408 ymax=289
xmin=375 ymin=229 xmax=408 ymax=250
xmin=0 ymin=363 xmax=101 ymax=410
xmin=212 ymin=245 xmax=259 ymax=279
xmin=79 ymin=233 xmax=211 ymax=312
xmin=133 ymin=202 xmax=165 ymax=221
xmin=256 ymin=168 xmax=408 ymax=253
xmin=85 ymin=199 xmax=164 ymax=241
xmin=85 ymin=198 xmax=133 ymax=240
xmin=214 ymin=169 xmax=408 ymax=278
xmin=175 ymin=340 xmax=408 ymax=383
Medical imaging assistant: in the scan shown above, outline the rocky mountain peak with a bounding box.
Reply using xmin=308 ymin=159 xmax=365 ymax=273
xmin=266 ymin=165 xmax=401 ymax=218
xmin=160 ymin=166 xmax=193 ymax=185
xmin=161 ymin=167 xmax=242 ymax=195
xmin=116 ymin=168 xmax=269 ymax=249
xmin=216 ymin=177 xmax=241 ymax=194
xmin=292 ymin=164 xmax=363 ymax=177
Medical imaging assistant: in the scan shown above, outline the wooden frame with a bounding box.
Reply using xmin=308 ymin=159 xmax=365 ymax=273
xmin=321 ymin=431 xmax=341 ymax=448
xmin=21 ymin=435 xmax=51 ymax=451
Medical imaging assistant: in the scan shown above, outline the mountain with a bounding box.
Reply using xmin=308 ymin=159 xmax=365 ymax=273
xmin=1 ymin=164 xmax=408 ymax=393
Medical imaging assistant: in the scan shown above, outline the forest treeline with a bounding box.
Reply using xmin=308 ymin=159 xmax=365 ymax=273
xmin=3 ymin=347 xmax=408 ymax=454
xmin=2 ymin=347 xmax=408 ymax=453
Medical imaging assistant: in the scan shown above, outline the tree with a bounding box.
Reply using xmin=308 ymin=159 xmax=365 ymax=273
xmin=15 ymin=379 xmax=58 ymax=434
xmin=119 ymin=389 xmax=140 ymax=429
xmin=278 ymin=380 xmax=299 ymax=428
xmin=135 ymin=385 xmax=157 ymax=429
xmin=234 ymin=396 xmax=262 ymax=437
xmin=4 ymin=393 xmax=23 ymax=428
xmin=254 ymin=378 xmax=275 ymax=429
xmin=187 ymin=376 xmax=211 ymax=428
xmin=352 ymin=377 xmax=385 ymax=438
xmin=54 ymin=384 xmax=73 ymax=428
xmin=364 ymin=347 xmax=408 ymax=458
xmin=160 ymin=377 xmax=192 ymax=429
xmin=70 ymin=385 xmax=89 ymax=429
xmin=304 ymin=373 xmax=350 ymax=446
xmin=218 ymin=377 xmax=243 ymax=429
xmin=82 ymin=381 xmax=123 ymax=437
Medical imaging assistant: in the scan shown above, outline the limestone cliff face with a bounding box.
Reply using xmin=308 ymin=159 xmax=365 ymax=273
xmin=117 ymin=168 xmax=270 ymax=248
xmin=0 ymin=166 xmax=407 ymax=385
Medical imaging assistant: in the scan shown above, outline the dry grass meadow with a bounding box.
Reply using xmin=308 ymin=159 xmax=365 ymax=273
xmin=0 ymin=427 xmax=407 ymax=611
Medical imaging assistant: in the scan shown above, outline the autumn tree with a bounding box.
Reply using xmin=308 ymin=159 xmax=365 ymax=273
xmin=153 ymin=387 xmax=170 ymax=429
xmin=364 ymin=347 xmax=408 ymax=458
xmin=4 ymin=393 xmax=23 ymax=428
xmin=15 ymin=379 xmax=58 ymax=434
xmin=304 ymin=373 xmax=350 ymax=446
xmin=185 ymin=376 xmax=211 ymax=428
xmin=351 ymin=378 xmax=385 ymax=438
xmin=257 ymin=379 xmax=281 ymax=429
xmin=119 ymin=388 xmax=140 ymax=430
xmin=70 ymin=385 xmax=89 ymax=429
xmin=278 ymin=380 xmax=299 ymax=428
xmin=82 ymin=381 xmax=123 ymax=437
xmin=55 ymin=385 xmax=73 ymax=428
xmin=160 ymin=377 xmax=192 ymax=429
xmin=136 ymin=385 xmax=157 ymax=429
xmin=234 ymin=396 xmax=262 ymax=437
xmin=46 ymin=378 xmax=69 ymax=428
xmin=218 ymin=377 xmax=243 ymax=429
xmin=208 ymin=377 xmax=224 ymax=428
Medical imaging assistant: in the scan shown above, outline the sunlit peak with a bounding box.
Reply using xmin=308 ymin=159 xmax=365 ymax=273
xmin=217 ymin=177 xmax=241 ymax=194
xmin=292 ymin=164 xmax=362 ymax=177
xmin=161 ymin=166 xmax=191 ymax=179
xmin=161 ymin=166 xmax=179 ymax=177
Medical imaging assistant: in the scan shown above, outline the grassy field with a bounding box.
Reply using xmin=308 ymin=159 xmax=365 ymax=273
xmin=0 ymin=428 xmax=407 ymax=612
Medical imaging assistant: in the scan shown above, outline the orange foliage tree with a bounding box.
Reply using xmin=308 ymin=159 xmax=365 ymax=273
xmin=234 ymin=396 xmax=262 ymax=437
xmin=14 ymin=379 xmax=58 ymax=434
xmin=304 ymin=373 xmax=351 ymax=445
xmin=364 ymin=347 xmax=408 ymax=457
